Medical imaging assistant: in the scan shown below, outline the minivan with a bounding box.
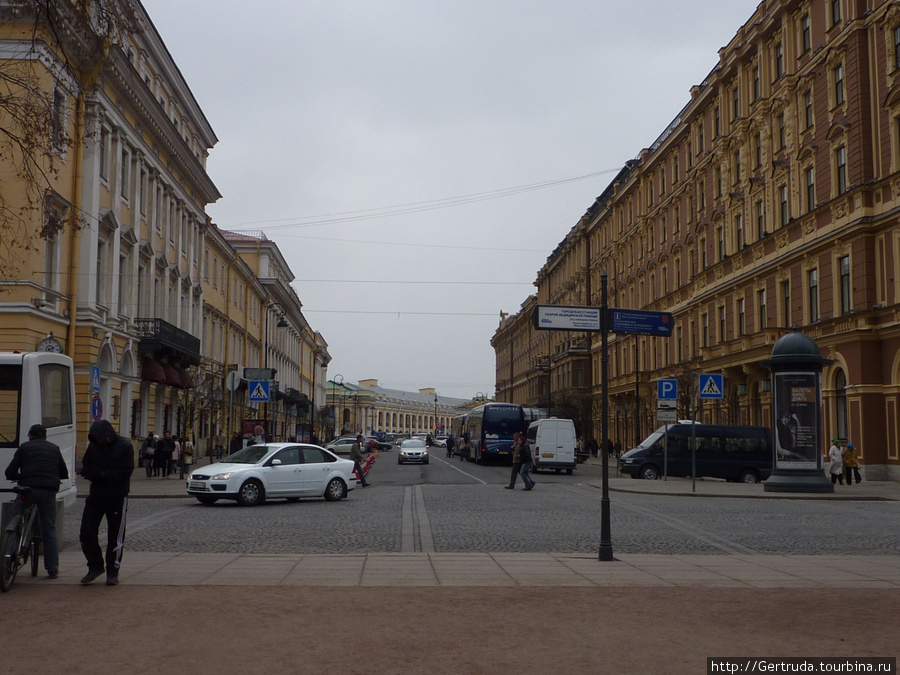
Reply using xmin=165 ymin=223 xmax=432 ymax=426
xmin=526 ymin=418 xmax=577 ymax=474
xmin=618 ymin=422 xmax=773 ymax=483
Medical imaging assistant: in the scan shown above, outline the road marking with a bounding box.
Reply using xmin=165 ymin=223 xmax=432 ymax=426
xmin=400 ymin=486 xmax=435 ymax=553
xmin=561 ymin=485 xmax=760 ymax=555
xmin=432 ymin=455 xmax=487 ymax=484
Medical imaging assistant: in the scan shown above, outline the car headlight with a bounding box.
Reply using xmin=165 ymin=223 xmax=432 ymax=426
xmin=212 ymin=472 xmax=234 ymax=480
xmin=422 ymin=450 xmax=428 ymax=455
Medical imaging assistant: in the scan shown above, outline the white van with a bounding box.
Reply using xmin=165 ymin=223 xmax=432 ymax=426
xmin=526 ymin=418 xmax=577 ymax=474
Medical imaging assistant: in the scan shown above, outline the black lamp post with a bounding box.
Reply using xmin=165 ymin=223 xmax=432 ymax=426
xmin=331 ymin=374 xmax=343 ymax=441
xmin=263 ymin=302 xmax=289 ymax=439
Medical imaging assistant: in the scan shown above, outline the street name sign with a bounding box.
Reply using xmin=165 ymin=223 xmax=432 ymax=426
xmin=657 ymin=409 xmax=678 ymax=422
xmin=531 ymin=305 xmax=602 ymax=332
xmin=609 ymin=309 xmax=674 ymax=337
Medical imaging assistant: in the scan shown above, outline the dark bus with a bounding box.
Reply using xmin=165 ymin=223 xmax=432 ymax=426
xmin=463 ymin=403 xmax=525 ymax=464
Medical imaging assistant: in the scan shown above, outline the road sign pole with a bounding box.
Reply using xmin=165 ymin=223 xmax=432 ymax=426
xmin=692 ymin=373 xmax=697 ymax=494
xmin=599 ymin=272 xmax=614 ymax=562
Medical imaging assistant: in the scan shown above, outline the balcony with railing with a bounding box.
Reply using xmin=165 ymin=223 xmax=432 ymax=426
xmin=134 ymin=318 xmax=201 ymax=365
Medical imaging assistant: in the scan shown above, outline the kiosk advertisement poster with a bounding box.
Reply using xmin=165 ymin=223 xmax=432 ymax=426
xmin=773 ymin=371 xmax=820 ymax=469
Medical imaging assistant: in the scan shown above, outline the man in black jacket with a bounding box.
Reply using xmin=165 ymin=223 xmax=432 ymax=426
xmin=4 ymin=424 xmax=68 ymax=578
xmin=79 ymin=419 xmax=133 ymax=586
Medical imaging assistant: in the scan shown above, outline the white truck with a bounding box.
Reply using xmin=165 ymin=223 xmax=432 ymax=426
xmin=526 ymin=417 xmax=577 ymax=474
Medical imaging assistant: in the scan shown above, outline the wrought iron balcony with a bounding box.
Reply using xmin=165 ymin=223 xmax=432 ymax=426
xmin=134 ymin=318 xmax=201 ymax=365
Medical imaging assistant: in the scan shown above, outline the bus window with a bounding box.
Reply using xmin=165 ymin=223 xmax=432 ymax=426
xmin=0 ymin=364 xmax=22 ymax=447
xmin=39 ymin=362 xmax=73 ymax=428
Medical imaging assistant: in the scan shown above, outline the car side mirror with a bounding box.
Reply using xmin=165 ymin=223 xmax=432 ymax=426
xmin=270 ymin=459 xmax=282 ymax=466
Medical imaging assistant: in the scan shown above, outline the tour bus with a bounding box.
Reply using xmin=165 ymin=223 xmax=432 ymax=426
xmin=618 ymin=422 xmax=773 ymax=483
xmin=463 ymin=403 xmax=525 ymax=464
xmin=0 ymin=352 xmax=78 ymax=528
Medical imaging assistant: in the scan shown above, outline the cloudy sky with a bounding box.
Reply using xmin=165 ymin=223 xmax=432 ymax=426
xmin=142 ymin=0 xmax=760 ymax=399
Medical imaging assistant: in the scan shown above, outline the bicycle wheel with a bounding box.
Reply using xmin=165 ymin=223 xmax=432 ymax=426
xmin=0 ymin=523 xmax=22 ymax=592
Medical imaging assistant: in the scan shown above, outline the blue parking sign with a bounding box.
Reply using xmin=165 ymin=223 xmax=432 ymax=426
xmin=657 ymin=379 xmax=677 ymax=400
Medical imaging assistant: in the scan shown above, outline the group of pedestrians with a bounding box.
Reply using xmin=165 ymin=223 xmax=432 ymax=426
xmin=138 ymin=431 xmax=194 ymax=479
xmin=5 ymin=419 xmax=133 ymax=587
xmin=505 ymin=432 xmax=535 ymax=491
xmin=827 ymin=438 xmax=863 ymax=486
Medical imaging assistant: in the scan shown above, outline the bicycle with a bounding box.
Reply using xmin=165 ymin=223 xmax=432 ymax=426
xmin=0 ymin=486 xmax=42 ymax=592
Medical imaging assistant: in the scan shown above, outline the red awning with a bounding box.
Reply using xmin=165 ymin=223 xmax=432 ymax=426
xmin=163 ymin=364 xmax=182 ymax=388
xmin=141 ymin=357 xmax=167 ymax=384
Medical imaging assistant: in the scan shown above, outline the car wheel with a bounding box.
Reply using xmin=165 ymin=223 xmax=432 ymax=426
xmin=196 ymin=496 xmax=218 ymax=505
xmin=739 ymin=469 xmax=759 ymax=484
xmin=398 ymin=458 xmax=403 ymax=464
xmin=324 ymin=477 xmax=346 ymax=501
xmin=566 ymin=469 xmax=573 ymax=475
xmin=236 ymin=479 xmax=265 ymax=506
xmin=640 ymin=464 xmax=660 ymax=480
xmin=424 ymin=459 xmax=429 ymax=464
xmin=555 ymin=469 xmax=561 ymax=474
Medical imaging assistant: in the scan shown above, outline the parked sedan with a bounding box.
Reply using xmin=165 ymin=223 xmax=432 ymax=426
xmin=186 ymin=443 xmax=358 ymax=506
xmin=433 ymin=436 xmax=448 ymax=448
xmin=398 ymin=439 xmax=429 ymax=465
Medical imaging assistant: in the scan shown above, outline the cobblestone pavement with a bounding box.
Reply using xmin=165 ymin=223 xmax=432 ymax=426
xmin=60 ymin=481 xmax=900 ymax=556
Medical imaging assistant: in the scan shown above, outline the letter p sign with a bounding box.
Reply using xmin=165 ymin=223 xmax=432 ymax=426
xmin=657 ymin=379 xmax=678 ymax=400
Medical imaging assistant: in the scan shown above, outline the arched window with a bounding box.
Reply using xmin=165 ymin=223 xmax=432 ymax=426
xmin=835 ymin=369 xmax=848 ymax=440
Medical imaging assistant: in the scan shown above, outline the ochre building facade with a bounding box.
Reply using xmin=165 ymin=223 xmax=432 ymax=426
xmin=493 ymin=0 xmax=900 ymax=480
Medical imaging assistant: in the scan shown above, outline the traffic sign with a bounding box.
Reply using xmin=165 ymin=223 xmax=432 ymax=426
xmin=531 ymin=305 xmax=602 ymax=332
xmin=657 ymin=379 xmax=677 ymax=400
xmin=90 ymin=395 xmax=103 ymax=420
xmin=90 ymin=364 xmax=101 ymax=393
xmin=657 ymin=409 xmax=678 ymax=422
xmin=609 ymin=309 xmax=673 ymax=336
xmin=698 ymin=373 xmax=724 ymax=399
xmin=248 ymin=380 xmax=270 ymax=402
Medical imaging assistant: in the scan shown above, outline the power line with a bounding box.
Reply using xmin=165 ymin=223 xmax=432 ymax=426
xmin=267 ymin=232 xmax=548 ymax=253
xmin=219 ymin=167 xmax=618 ymax=230
xmin=294 ymin=279 xmax=531 ymax=285
xmin=304 ymin=309 xmax=501 ymax=317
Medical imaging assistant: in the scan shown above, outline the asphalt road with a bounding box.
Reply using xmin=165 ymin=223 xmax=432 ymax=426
xmin=59 ymin=448 xmax=900 ymax=556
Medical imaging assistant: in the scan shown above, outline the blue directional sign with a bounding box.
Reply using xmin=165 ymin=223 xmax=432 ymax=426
xmin=698 ymin=373 xmax=724 ymax=399
xmin=657 ymin=379 xmax=678 ymax=400
xmin=610 ymin=309 xmax=673 ymax=337
xmin=90 ymin=364 xmax=101 ymax=393
xmin=248 ymin=380 xmax=271 ymax=403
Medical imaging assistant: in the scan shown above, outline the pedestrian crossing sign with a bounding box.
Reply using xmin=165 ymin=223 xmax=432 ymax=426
xmin=698 ymin=373 xmax=724 ymax=399
xmin=248 ymin=380 xmax=270 ymax=402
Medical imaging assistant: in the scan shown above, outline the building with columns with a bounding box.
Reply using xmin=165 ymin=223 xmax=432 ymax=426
xmin=0 ymin=2 xmax=330 ymax=453
xmin=326 ymin=379 xmax=470 ymax=440
xmin=494 ymin=0 xmax=900 ymax=480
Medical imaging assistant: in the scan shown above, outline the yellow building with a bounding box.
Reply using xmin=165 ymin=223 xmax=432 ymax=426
xmin=495 ymin=0 xmax=900 ymax=480
xmin=0 ymin=2 xmax=329 ymax=453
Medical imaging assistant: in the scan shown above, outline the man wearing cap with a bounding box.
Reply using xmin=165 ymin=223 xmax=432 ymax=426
xmin=4 ymin=424 xmax=69 ymax=579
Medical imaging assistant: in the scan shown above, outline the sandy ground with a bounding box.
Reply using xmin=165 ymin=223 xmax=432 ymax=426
xmin=2 ymin=585 xmax=897 ymax=674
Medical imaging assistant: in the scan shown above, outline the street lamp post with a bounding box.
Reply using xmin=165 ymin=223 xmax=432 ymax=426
xmin=433 ymin=393 xmax=438 ymax=436
xmin=330 ymin=374 xmax=343 ymax=441
xmin=263 ymin=301 xmax=289 ymax=440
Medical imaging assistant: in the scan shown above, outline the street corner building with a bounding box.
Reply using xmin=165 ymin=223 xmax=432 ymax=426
xmin=492 ymin=0 xmax=900 ymax=481
xmin=0 ymin=2 xmax=330 ymax=455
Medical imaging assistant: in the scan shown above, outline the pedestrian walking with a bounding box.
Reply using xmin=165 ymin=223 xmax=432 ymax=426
xmin=350 ymin=434 xmax=370 ymax=488
xmin=505 ymin=432 xmax=529 ymax=490
xmin=518 ymin=434 xmax=535 ymax=491
xmin=156 ymin=431 xmax=174 ymax=478
xmin=843 ymin=442 xmax=862 ymax=485
xmin=459 ymin=433 xmax=471 ymax=462
xmin=181 ymin=436 xmax=194 ymax=478
xmin=446 ymin=434 xmax=455 ymax=458
xmin=214 ymin=430 xmax=226 ymax=461
xmin=828 ymin=438 xmax=844 ymax=485
xmin=139 ymin=433 xmax=155 ymax=478
xmin=4 ymin=424 xmax=68 ymax=579
xmin=171 ymin=435 xmax=181 ymax=476
xmin=78 ymin=419 xmax=133 ymax=586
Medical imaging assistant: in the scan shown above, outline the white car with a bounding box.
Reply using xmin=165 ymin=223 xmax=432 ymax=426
xmin=433 ymin=436 xmax=448 ymax=448
xmin=186 ymin=443 xmax=358 ymax=506
xmin=398 ymin=439 xmax=429 ymax=465
xmin=325 ymin=437 xmax=357 ymax=455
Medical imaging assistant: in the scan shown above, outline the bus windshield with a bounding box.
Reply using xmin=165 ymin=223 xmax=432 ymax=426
xmin=483 ymin=406 xmax=524 ymax=433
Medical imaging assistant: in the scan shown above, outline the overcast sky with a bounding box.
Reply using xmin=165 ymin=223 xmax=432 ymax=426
xmin=142 ymin=0 xmax=760 ymax=399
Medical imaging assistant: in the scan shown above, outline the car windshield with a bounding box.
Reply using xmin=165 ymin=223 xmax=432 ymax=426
xmin=223 ymin=445 xmax=272 ymax=464
xmin=402 ymin=440 xmax=426 ymax=448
